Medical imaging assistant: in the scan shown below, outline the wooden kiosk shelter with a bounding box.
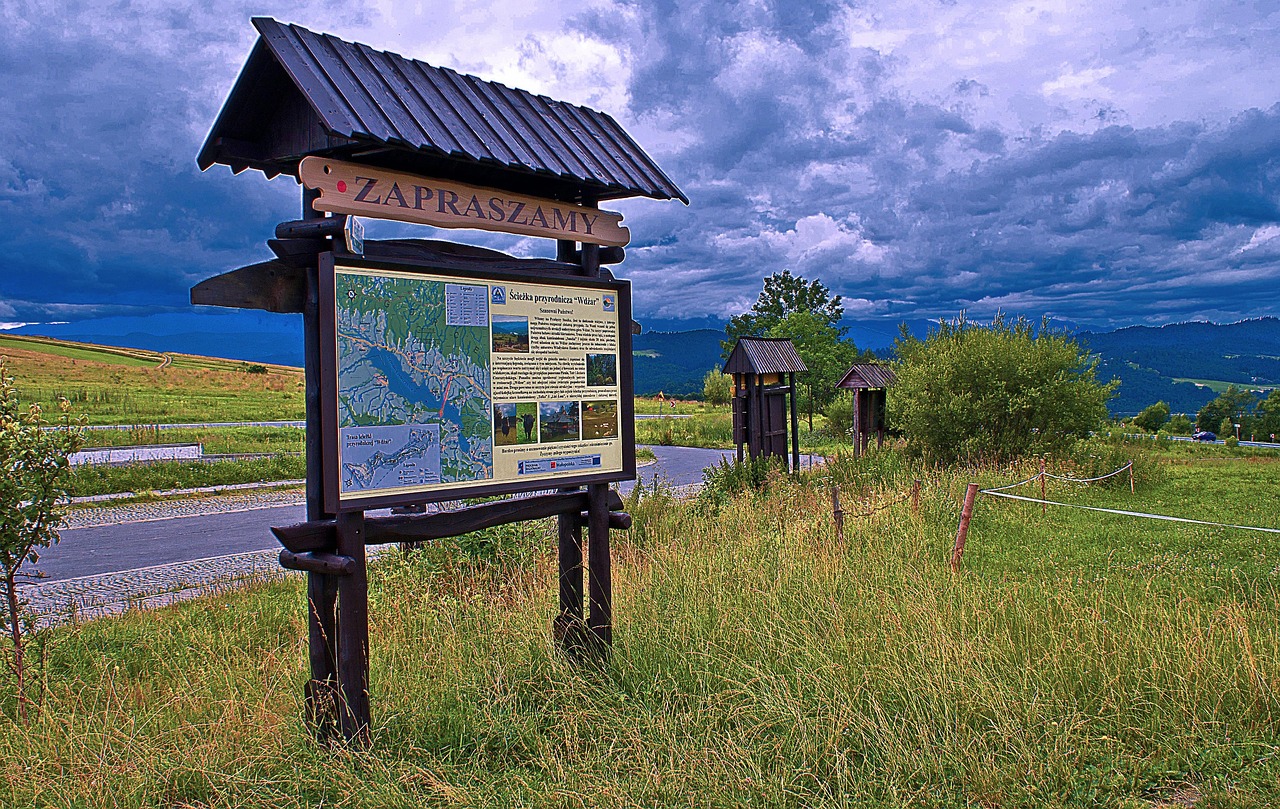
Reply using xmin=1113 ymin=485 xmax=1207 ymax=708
xmin=193 ymin=18 xmax=685 ymax=744
xmin=836 ymin=363 xmax=897 ymax=454
xmin=724 ymin=337 xmax=806 ymax=471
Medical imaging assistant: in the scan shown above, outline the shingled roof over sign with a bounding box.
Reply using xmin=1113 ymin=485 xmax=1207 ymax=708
xmin=198 ymin=17 xmax=687 ymax=204
xmin=723 ymin=337 xmax=808 ymax=376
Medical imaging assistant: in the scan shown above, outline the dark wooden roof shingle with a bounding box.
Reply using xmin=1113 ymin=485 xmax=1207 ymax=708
xmin=837 ymin=364 xmax=897 ymax=390
xmin=198 ymin=17 xmax=687 ymax=204
xmin=723 ymin=337 xmax=808 ymax=375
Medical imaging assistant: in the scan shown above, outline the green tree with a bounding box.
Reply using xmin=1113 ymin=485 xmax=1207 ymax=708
xmin=889 ymin=315 xmax=1116 ymax=464
xmin=1255 ymin=390 xmax=1280 ymax=440
xmin=0 ymin=360 xmax=84 ymax=722
xmin=765 ymin=310 xmax=859 ymax=429
xmin=722 ymin=270 xmax=844 ymax=358
xmin=1133 ymin=400 xmax=1170 ymax=432
xmin=1167 ymin=413 xmax=1194 ymax=435
xmin=702 ymin=369 xmax=733 ymax=406
xmin=1196 ymin=386 xmax=1256 ymax=432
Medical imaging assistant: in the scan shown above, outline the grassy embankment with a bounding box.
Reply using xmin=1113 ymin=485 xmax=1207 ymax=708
xmin=1 ymin=440 xmax=1276 ymax=806
xmin=0 ymin=335 xmax=306 ymax=496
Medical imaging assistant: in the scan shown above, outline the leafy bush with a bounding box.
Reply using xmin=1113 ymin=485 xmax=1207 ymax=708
xmin=890 ymin=314 xmax=1116 ymax=464
xmin=701 ymin=370 xmax=733 ymax=406
xmin=823 ymin=393 xmax=853 ymax=438
xmin=696 ymin=455 xmax=784 ymax=511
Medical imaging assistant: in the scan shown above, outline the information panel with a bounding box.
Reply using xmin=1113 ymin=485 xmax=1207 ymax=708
xmin=321 ymin=256 xmax=633 ymax=511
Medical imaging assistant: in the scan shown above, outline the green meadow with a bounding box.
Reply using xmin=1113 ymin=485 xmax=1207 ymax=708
xmin=2 ymin=439 xmax=1277 ymax=807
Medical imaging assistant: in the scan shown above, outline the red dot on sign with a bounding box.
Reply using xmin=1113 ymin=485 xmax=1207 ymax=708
xmin=337 ymin=180 xmax=348 ymax=193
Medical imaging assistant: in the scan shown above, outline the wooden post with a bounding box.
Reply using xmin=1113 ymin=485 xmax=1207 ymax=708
xmin=830 ymin=484 xmax=844 ymax=542
xmin=734 ymin=375 xmax=744 ymax=463
xmin=586 ymin=483 xmax=613 ymax=657
xmin=578 ymin=230 xmax=614 ymax=659
xmin=951 ymin=483 xmax=979 ymax=573
xmin=852 ymin=389 xmax=862 ymax=456
xmin=1039 ymin=460 xmax=1047 ymax=515
xmin=301 ymin=187 xmax=339 ymax=740
xmin=335 ymin=511 xmax=370 ymax=743
xmin=789 ymin=372 xmax=800 ymax=472
xmin=1129 ymin=461 xmax=1135 ymax=494
xmin=554 ymin=490 xmax=587 ymax=658
xmin=911 ymin=479 xmax=921 ymax=514
xmin=755 ymin=374 xmax=766 ymax=460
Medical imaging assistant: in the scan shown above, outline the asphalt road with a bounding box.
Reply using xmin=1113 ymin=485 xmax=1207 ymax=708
xmin=40 ymin=445 xmax=749 ymax=583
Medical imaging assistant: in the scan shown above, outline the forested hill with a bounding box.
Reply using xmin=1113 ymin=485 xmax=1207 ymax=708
xmin=632 ymin=329 xmax=726 ymax=397
xmin=1080 ymin=317 xmax=1280 ymax=416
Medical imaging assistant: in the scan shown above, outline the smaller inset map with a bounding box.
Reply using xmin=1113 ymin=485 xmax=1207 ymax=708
xmin=340 ymin=425 xmax=442 ymax=491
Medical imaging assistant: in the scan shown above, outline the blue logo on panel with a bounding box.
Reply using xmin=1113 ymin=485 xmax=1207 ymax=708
xmin=491 ymin=286 xmax=506 ymax=305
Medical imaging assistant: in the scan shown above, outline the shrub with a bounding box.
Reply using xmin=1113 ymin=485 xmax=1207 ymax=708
xmin=823 ymin=393 xmax=853 ymax=438
xmin=702 ymin=370 xmax=733 ymax=406
xmin=890 ymin=314 xmax=1116 ymax=464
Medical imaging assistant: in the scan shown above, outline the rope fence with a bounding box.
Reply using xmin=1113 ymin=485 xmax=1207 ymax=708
xmin=950 ymin=460 xmax=1280 ymax=572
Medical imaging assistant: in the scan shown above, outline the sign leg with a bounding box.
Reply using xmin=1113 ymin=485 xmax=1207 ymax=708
xmin=586 ymin=483 xmax=613 ymax=658
xmin=554 ymin=488 xmax=588 ymax=659
xmin=336 ymin=511 xmax=370 ymax=743
xmin=305 ymin=573 xmax=339 ymax=741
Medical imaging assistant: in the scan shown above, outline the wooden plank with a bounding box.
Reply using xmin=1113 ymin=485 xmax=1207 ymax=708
xmin=271 ymin=489 xmax=625 ymax=551
xmin=300 ymin=156 xmax=631 ymax=247
xmin=364 ymin=490 xmax=615 ymax=544
xmin=189 ymin=261 xmax=306 ymax=313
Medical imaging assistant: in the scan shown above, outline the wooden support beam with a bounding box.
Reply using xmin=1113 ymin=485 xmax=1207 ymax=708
xmin=276 ymin=216 xmax=347 ymax=240
xmin=271 ymin=489 xmax=626 ymax=553
xmin=575 ymin=511 xmax=632 ymax=530
xmin=279 ymin=550 xmax=356 ymax=576
xmin=301 ymin=188 xmax=339 ymax=742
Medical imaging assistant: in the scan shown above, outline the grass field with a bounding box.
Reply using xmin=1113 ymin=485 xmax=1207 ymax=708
xmin=1172 ymin=377 xmax=1278 ymax=394
xmin=0 ymin=334 xmax=303 ymax=425
xmin=2 ymin=441 xmax=1276 ymax=806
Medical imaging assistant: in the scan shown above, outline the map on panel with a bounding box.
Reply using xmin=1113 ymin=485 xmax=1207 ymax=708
xmin=336 ymin=270 xmax=493 ymax=496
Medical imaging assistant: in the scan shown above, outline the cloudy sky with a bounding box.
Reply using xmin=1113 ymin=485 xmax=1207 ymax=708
xmin=3 ymin=0 xmax=1280 ymax=331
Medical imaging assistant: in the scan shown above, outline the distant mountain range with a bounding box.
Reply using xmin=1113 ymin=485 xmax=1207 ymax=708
xmin=7 ymin=311 xmax=1279 ymax=416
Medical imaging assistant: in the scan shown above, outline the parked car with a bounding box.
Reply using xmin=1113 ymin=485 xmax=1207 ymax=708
xmin=1192 ymin=431 xmax=1217 ymax=442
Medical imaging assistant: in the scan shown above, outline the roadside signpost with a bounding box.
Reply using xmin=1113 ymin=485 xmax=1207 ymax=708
xmin=192 ymin=17 xmax=684 ymax=744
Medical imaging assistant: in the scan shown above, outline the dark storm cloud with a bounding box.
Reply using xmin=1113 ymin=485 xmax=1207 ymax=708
xmin=0 ymin=1 xmax=361 ymax=321
xmin=4 ymin=0 xmax=1279 ymax=332
xmin=595 ymin=1 xmax=1280 ymax=327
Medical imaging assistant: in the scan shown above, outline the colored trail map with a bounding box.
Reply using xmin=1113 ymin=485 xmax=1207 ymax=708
xmin=336 ymin=271 xmax=492 ymax=496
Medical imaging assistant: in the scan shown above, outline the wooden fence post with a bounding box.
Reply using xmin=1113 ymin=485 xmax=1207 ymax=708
xmin=1129 ymin=461 xmax=1135 ymax=494
xmin=1039 ymin=460 xmax=1047 ymax=515
xmin=951 ymin=483 xmax=980 ymax=573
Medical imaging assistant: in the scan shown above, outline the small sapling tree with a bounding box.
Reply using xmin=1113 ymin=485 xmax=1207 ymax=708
xmin=0 ymin=359 xmax=84 ymax=721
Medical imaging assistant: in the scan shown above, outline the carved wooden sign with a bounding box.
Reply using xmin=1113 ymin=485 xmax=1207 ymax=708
xmin=299 ymin=157 xmax=631 ymax=247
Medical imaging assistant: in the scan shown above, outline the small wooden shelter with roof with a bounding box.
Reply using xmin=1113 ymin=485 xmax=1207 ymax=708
xmin=723 ymin=337 xmax=807 ymax=471
xmin=836 ymin=363 xmax=897 ymax=454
